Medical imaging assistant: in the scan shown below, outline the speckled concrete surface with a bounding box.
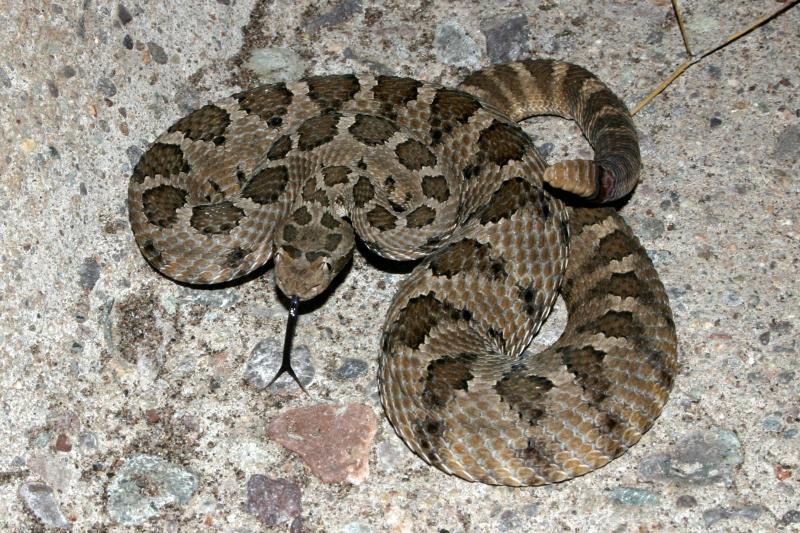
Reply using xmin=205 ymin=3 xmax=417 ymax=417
xmin=1 ymin=1 xmax=798 ymax=531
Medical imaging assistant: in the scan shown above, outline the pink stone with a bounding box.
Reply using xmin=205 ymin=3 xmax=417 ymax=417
xmin=54 ymin=434 xmax=71 ymax=452
xmin=267 ymin=403 xmax=378 ymax=484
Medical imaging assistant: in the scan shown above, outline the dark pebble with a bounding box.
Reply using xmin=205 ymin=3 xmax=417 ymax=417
xmin=774 ymin=125 xmax=799 ymax=161
xmin=645 ymin=30 xmax=664 ymax=45
xmin=245 ymin=475 xmax=302 ymax=527
xmin=46 ymin=79 xmax=59 ymax=97
xmin=676 ymin=495 xmax=697 ymax=508
xmin=537 ymin=142 xmax=554 ymax=158
xmin=335 ymin=358 xmax=368 ymax=380
xmin=118 ymin=4 xmax=132 ymax=25
xmin=482 ymin=15 xmax=531 ymax=63
xmin=54 ymin=434 xmax=71 ymax=452
xmin=779 ymin=510 xmax=800 ymax=526
xmin=706 ymin=65 xmax=722 ymax=79
xmin=97 ymin=77 xmax=117 ymax=97
xmin=126 ymin=145 xmax=143 ymax=168
xmin=147 ymin=42 xmax=168 ymax=64
xmin=305 ymin=0 xmax=362 ymax=31
xmin=78 ymin=257 xmax=101 ymax=291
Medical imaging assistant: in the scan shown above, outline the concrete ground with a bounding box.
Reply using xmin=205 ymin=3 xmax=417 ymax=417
xmin=1 ymin=0 xmax=798 ymax=531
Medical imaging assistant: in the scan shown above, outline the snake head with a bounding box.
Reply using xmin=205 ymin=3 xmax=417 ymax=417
xmin=273 ymin=206 xmax=355 ymax=301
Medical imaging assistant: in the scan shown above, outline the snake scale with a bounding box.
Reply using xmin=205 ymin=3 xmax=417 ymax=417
xmin=128 ymin=59 xmax=677 ymax=486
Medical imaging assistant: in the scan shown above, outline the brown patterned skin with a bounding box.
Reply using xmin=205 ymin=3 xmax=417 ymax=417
xmin=128 ymin=59 xmax=677 ymax=486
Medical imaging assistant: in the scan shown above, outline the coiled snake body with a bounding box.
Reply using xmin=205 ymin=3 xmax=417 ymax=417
xmin=128 ymin=60 xmax=677 ymax=486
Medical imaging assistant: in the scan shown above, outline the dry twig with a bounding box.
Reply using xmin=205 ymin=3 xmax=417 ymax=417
xmin=632 ymin=0 xmax=798 ymax=115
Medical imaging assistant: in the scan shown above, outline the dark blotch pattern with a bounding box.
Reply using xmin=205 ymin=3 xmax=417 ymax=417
xmin=519 ymin=284 xmax=541 ymax=315
xmin=366 ymin=205 xmax=397 ymax=231
xmin=267 ymin=134 xmax=292 ymax=160
xmin=459 ymin=63 xmax=519 ymax=115
xmin=384 ymin=292 xmax=472 ymax=351
xmin=597 ymin=230 xmax=639 ymax=264
xmin=225 ymin=247 xmax=250 ymax=268
xmin=190 ymin=201 xmax=245 ymax=235
xmin=305 ymin=74 xmax=360 ymax=110
xmin=282 ymin=244 xmax=302 ymax=259
xmin=558 ymin=345 xmax=611 ymax=404
xmin=297 ymin=112 xmax=340 ymax=151
xmin=584 ymin=271 xmax=652 ymax=306
xmin=422 ymin=353 xmax=478 ymax=408
xmin=645 ymin=349 xmax=677 ymax=390
xmin=141 ymin=239 xmax=162 ymax=266
xmin=305 ymin=251 xmax=329 ymax=262
xmin=429 ymin=239 xmax=507 ymax=280
xmin=580 ymin=310 xmax=643 ymax=339
xmin=413 ymin=416 xmax=447 ymax=469
xmin=282 ymin=223 xmax=297 ymax=242
xmin=477 ymin=178 xmax=545 ymax=225
xmin=476 ymin=120 xmax=528 ymax=167
xmin=234 ymin=83 xmax=293 ymax=124
xmin=301 ymin=180 xmax=328 ymax=206
xmin=395 ymin=139 xmax=437 ymax=170
xmin=462 ymin=163 xmax=482 ymax=180
xmin=324 ymin=233 xmax=342 ymax=252
xmin=388 ymin=199 xmax=405 ymax=213
xmin=568 ymin=206 xmax=614 ymax=235
xmin=517 ymin=435 xmax=558 ymax=469
xmin=167 ymin=104 xmax=231 ymax=144
xmin=406 ymin=206 xmax=436 ymax=228
xmin=429 ymin=89 xmax=481 ymax=143
xmin=520 ymin=60 xmax=556 ymax=105
xmin=323 ymin=166 xmax=351 ymax=187
xmin=488 ymin=326 xmax=505 ymax=346
xmin=320 ymin=212 xmax=339 ymax=230
xmin=352 ymin=175 xmax=375 ymax=208
xmin=421 ymin=175 xmax=450 ymax=202
xmin=142 ymin=184 xmax=188 ymax=228
xmin=132 ymin=143 xmax=190 ymax=184
xmin=372 ymin=76 xmax=422 ymax=118
xmin=495 ymin=372 xmax=555 ymax=424
xmin=241 ymin=166 xmax=289 ymax=204
xmin=349 ymin=114 xmax=398 ymax=145
xmin=291 ymin=206 xmax=312 ymax=225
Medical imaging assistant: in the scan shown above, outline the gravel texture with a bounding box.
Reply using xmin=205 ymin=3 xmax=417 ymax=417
xmin=0 ymin=1 xmax=798 ymax=530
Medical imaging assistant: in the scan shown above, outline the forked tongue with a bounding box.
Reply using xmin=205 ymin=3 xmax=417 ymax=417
xmin=267 ymin=295 xmax=308 ymax=394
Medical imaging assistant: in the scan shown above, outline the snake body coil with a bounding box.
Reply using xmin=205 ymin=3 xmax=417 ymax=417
xmin=129 ymin=60 xmax=677 ymax=486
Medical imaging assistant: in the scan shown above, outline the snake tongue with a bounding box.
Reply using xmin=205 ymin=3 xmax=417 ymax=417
xmin=267 ymin=295 xmax=308 ymax=394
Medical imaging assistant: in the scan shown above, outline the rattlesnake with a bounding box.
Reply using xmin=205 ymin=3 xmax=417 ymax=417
xmin=128 ymin=59 xmax=677 ymax=486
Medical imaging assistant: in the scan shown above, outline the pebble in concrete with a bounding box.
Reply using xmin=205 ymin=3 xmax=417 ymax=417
xmin=245 ymin=475 xmax=302 ymax=527
xmin=18 ymin=482 xmax=70 ymax=529
xmin=267 ymin=403 xmax=378 ymax=484
xmin=106 ymin=454 xmax=197 ymax=525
